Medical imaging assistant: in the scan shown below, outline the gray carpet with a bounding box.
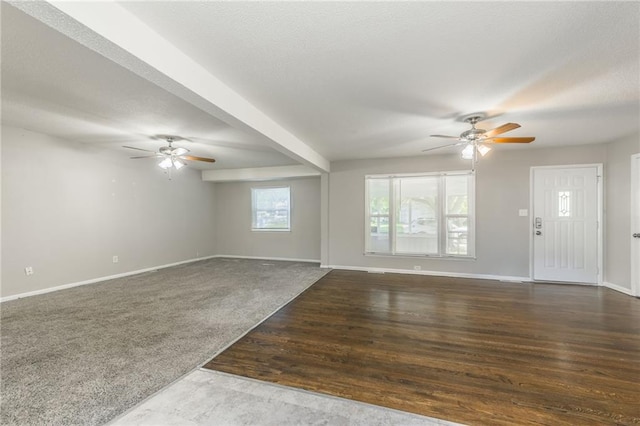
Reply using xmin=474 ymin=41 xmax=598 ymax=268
xmin=0 ymin=258 xmax=329 ymax=426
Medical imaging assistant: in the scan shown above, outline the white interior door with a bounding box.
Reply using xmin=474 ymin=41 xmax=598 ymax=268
xmin=532 ymin=166 xmax=600 ymax=284
xmin=631 ymin=154 xmax=640 ymax=296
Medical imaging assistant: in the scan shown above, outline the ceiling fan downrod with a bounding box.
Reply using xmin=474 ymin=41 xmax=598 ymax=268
xmin=460 ymin=116 xmax=487 ymax=141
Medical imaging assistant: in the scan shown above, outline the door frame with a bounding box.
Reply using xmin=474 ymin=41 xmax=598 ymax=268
xmin=529 ymin=164 xmax=604 ymax=284
xmin=631 ymin=154 xmax=640 ymax=296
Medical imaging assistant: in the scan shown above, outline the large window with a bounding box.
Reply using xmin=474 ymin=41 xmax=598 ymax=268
xmin=252 ymin=187 xmax=291 ymax=231
xmin=365 ymin=172 xmax=474 ymax=257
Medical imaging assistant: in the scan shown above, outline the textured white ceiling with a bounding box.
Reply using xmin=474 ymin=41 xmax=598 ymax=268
xmin=121 ymin=1 xmax=640 ymax=160
xmin=2 ymin=1 xmax=639 ymax=168
xmin=1 ymin=4 xmax=297 ymax=170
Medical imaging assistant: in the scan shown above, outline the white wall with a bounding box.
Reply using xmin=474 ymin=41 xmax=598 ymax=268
xmin=1 ymin=126 xmax=217 ymax=298
xmin=3 ymin=124 xmax=635 ymax=298
xmin=214 ymin=177 xmax=321 ymax=261
xmin=604 ymin=133 xmax=640 ymax=291
xmin=328 ymin=144 xmax=607 ymax=279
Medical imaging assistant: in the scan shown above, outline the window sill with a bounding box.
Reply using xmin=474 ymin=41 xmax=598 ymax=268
xmin=364 ymin=252 xmax=476 ymax=261
xmin=251 ymin=228 xmax=291 ymax=233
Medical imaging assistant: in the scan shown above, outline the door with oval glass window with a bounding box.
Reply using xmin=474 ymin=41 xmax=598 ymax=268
xmin=531 ymin=165 xmax=601 ymax=284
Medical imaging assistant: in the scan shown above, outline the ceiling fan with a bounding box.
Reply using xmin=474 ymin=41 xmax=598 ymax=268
xmin=123 ymin=136 xmax=216 ymax=170
xmin=423 ymin=113 xmax=535 ymax=165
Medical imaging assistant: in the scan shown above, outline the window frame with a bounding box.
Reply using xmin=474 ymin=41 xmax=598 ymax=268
xmin=251 ymin=186 xmax=291 ymax=232
xmin=364 ymin=171 xmax=475 ymax=259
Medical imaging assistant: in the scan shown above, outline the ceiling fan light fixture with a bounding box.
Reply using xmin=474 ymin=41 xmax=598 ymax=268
xmin=461 ymin=144 xmax=474 ymax=160
xmin=158 ymin=157 xmax=173 ymax=169
xmin=173 ymin=159 xmax=186 ymax=170
xmin=477 ymin=144 xmax=491 ymax=157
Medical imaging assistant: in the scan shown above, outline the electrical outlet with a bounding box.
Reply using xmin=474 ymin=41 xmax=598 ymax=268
xmin=24 ymin=266 xmax=34 ymax=276
xmin=413 ymin=265 xmax=422 ymax=271
xmin=112 ymin=255 xmax=119 ymax=263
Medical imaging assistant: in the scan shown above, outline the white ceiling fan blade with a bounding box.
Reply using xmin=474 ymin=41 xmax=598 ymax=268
xmin=430 ymin=135 xmax=461 ymax=139
xmin=172 ymin=147 xmax=190 ymax=156
xmin=130 ymin=154 xmax=162 ymax=159
xmin=422 ymin=142 xmax=465 ymax=152
xmin=123 ymin=145 xmax=156 ymax=153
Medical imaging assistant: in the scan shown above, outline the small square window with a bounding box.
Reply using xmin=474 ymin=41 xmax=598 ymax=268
xmin=251 ymin=187 xmax=291 ymax=231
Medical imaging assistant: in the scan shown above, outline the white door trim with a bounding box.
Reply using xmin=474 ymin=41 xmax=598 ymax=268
xmin=529 ymin=164 xmax=603 ymax=285
xmin=631 ymin=154 xmax=640 ymax=297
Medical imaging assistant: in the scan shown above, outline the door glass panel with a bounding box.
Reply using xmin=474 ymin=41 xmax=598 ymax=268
xmin=558 ymin=191 xmax=571 ymax=217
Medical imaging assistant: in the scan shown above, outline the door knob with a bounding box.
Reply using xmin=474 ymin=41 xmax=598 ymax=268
xmin=536 ymin=230 xmax=542 ymax=236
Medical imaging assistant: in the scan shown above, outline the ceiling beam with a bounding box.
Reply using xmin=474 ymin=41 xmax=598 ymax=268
xmin=202 ymin=165 xmax=321 ymax=183
xmin=9 ymin=1 xmax=330 ymax=172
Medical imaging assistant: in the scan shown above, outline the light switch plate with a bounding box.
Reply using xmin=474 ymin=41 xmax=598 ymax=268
xmin=519 ymin=209 xmax=528 ymax=217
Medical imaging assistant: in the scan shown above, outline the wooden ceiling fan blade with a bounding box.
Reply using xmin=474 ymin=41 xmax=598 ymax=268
xmin=180 ymin=155 xmax=216 ymax=163
xmin=489 ymin=137 xmax=535 ymax=143
xmin=430 ymin=135 xmax=461 ymax=139
xmin=422 ymin=142 xmax=464 ymax=152
xmin=483 ymin=123 xmax=520 ymax=138
xmin=123 ymin=145 xmax=157 ymax=153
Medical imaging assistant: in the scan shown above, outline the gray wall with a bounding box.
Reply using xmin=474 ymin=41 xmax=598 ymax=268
xmin=1 ymin=126 xmax=217 ymax=298
xmin=604 ymin=133 xmax=640 ymax=290
xmin=2 ymin=124 xmax=635 ymax=298
xmin=214 ymin=178 xmax=321 ymax=261
xmin=328 ymin=144 xmax=607 ymax=279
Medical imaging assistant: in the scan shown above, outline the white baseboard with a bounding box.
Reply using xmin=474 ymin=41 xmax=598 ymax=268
xmin=603 ymin=281 xmax=635 ymax=296
xmin=2 ymin=258 xmax=530 ymax=303
xmin=326 ymin=264 xmax=530 ymax=283
xmin=1 ymin=255 xmax=323 ymax=303
xmin=0 ymin=255 xmax=218 ymax=303
xmin=215 ymin=255 xmax=321 ymax=263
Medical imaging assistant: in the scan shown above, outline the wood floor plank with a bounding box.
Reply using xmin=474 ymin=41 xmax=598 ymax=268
xmin=204 ymin=270 xmax=640 ymax=425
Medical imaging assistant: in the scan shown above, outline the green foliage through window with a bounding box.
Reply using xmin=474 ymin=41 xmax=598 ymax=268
xmin=365 ymin=172 xmax=474 ymax=257
xmin=252 ymin=187 xmax=291 ymax=231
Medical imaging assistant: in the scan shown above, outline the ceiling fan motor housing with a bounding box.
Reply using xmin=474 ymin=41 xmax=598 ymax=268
xmin=461 ymin=128 xmax=486 ymax=140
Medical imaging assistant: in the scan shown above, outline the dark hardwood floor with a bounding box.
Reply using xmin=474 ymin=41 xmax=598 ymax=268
xmin=203 ymin=270 xmax=640 ymax=425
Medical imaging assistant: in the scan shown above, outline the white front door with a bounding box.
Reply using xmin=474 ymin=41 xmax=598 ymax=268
xmin=631 ymin=154 xmax=640 ymax=296
xmin=532 ymin=166 xmax=600 ymax=284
